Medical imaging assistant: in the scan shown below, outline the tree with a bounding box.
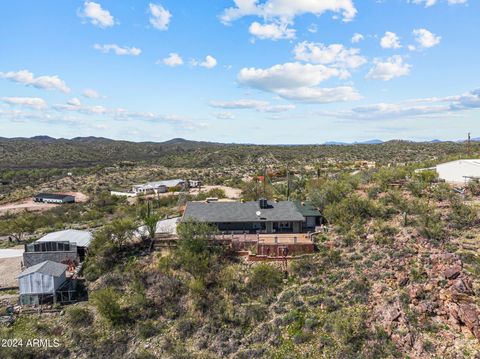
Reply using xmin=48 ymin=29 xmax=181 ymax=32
xmin=105 ymin=218 xmax=137 ymax=248
xmin=140 ymin=202 xmax=161 ymax=240
xmin=0 ymin=213 xmax=35 ymax=242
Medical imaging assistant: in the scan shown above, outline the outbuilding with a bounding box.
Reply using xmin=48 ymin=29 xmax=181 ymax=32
xmin=18 ymin=260 xmax=68 ymax=305
xmin=23 ymin=229 xmax=92 ymax=268
xmin=33 ymin=193 xmax=75 ymax=204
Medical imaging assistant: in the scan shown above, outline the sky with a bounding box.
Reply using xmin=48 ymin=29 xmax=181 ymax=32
xmin=0 ymin=0 xmax=479 ymax=144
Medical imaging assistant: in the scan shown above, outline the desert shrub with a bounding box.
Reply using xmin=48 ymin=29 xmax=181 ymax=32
xmin=450 ymin=199 xmax=478 ymax=229
xmin=195 ymin=188 xmax=226 ymax=200
xmin=417 ymin=211 xmax=445 ymax=243
xmin=138 ymin=320 xmax=158 ymax=339
xmin=248 ymin=263 xmax=283 ymax=298
xmin=432 ymin=183 xmax=454 ymax=201
xmin=307 ymin=177 xmax=358 ymax=211
xmin=291 ymin=257 xmax=318 ymax=277
xmin=373 ymin=166 xmax=408 ymax=191
xmin=324 ymin=195 xmax=382 ymax=234
xmin=322 ymin=306 xmax=368 ymax=356
xmin=65 ymin=306 xmax=93 ymax=326
xmin=90 ymin=288 xmax=126 ymax=326
xmin=176 ymin=317 xmax=198 ymax=339
xmin=467 ymin=180 xmax=480 ymax=196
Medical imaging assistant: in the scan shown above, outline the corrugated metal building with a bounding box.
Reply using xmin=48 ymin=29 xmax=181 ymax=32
xmin=18 ymin=261 xmax=68 ymax=305
xmin=23 ymin=229 xmax=92 ymax=268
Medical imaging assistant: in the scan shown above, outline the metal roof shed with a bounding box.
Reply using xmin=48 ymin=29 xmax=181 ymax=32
xmin=18 ymin=261 xmax=68 ymax=305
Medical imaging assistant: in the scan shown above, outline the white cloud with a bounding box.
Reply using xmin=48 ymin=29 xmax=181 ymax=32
xmin=214 ymin=111 xmax=235 ymax=119
xmin=1 ymin=97 xmax=47 ymax=110
xmin=192 ymin=55 xmax=218 ymax=69
xmin=221 ymin=0 xmax=357 ymax=24
xmin=249 ymin=21 xmax=296 ymax=40
xmin=93 ymin=44 xmax=142 ymax=56
xmin=293 ymin=42 xmax=367 ymax=70
xmin=79 ymin=1 xmax=115 ymax=28
xmin=308 ymin=24 xmax=318 ymax=33
xmin=149 ymin=3 xmax=171 ymax=31
xmin=413 ymin=28 xmax=441 ymax=48
xmin=67 ymin=98 xmax=82 ymax=107
xmin=410 ymin=0 xmax=467 ymax=7
xmin=238 ymin=62 xmax=345 ymax=91
xmin=210 ymin=99 xmax=295 ymax=112
xmin=83 ymin=89 xmax=101 ymax=98
xmin=380 ymin=31 xmax=402 ymax=49
xmin=0 ymin=70 xmax=70 ymax=93
xmin=366 ymin=56 xmax=411 ymax=81
xmin=351 ymin=33 xmax=364 ymax=43
xmin=274 ymin=86 xmax=361 ymax=103
xmin=324 ymin=88 xmax=480 ymax=121
xmin=237 ymin=62 xmax=359 ymax=103
xmin=162 ymin=53 xmax=183 ymax=66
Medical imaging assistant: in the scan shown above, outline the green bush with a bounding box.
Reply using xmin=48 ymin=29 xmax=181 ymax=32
xmin=450 ymin=200 xmax=478 ymax=229
xmin=91 ymin=288 xmax=126 ymax=326
xmin=248 ymin=263 xmax=283 ymax=298
xmin=65 ymin=306 xmax=93 ymax=327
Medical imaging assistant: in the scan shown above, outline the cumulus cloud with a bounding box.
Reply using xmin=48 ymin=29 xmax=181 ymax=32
xmin=83 ymin=89 xmax=101 ymax=98
xmin=413 ymin=28 xmax=441 ymax=48
xmin=210 ymin=99 xmax=295 ymax=112
xmin=249 ymin=21 xmax=296 ymax=40
xmin=293 ymin=42 xmax=367 ymax=70
xmin=0 ymin=70 xmax=70 ymax=93
xmin=237 ymin=62 xmax=360 ymax=103
xmin=380 ymin=31 xmax=402 ymax=49
xmin=93 ymin=44 xmax=142 ymax=56
xmin=162 ymin=53 xmax=183 ymax=66
xmin=192 ymin=55 xmax=218 ymax=69
xmin=149 ymin=3 xmax=171 ymax=31
xmin=220 ymin=0 xmax=357 ymax=24
xmin=351 ymin=33 xmax=364 ymax=43
xmin=366 ymin=56 xmax=411 ymax=81
xmin=79 ymin=1 xmax=115 ymax=28
xmin=1 ymin=97 xmax=47 ymax=110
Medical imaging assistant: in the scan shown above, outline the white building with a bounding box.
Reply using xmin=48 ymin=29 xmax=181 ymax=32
xmin=436 ymin=159 xmax=480 ymax=184
xmin=132 ymin=179 xmax=185 ymax=195
xmin=18 ymin=260 xmax=68 ymax=305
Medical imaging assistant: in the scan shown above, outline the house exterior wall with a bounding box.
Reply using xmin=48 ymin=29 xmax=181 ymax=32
xmin=436 ymin=161 xmax=480 ymax=183
xmin=23 ymin=251 xmax=79 ymax=268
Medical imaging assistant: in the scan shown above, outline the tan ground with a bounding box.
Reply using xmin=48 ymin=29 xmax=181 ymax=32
xmin=0 ymin=191 xmax=88 ymax=215
xmin=0 ymin=250 xmax=23 ymax=288
xmin=192 ymin=185 xmax=242 ymax=199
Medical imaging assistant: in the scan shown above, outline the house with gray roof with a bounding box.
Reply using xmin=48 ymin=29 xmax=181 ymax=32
xmin=182 ymin=199 xmax=321 ymax=234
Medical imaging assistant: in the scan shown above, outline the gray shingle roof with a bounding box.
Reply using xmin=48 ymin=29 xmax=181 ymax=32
xmin=183 ymin=201 xmax=306 ymax=223
xmin=18 ymin=260 xmax=68 ymax=278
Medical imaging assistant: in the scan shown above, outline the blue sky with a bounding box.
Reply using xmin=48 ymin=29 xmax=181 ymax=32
xmin=0 ymin=0 xmax=479 ymax=144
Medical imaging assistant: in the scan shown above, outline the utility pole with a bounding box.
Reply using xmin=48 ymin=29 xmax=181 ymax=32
xmin=468 ymin=132 xmax=472 ymax=158
xmin=286 ymin=165 xmax=290 ymax=201
xmin=263 ymin=165 xmax=267 ymax=198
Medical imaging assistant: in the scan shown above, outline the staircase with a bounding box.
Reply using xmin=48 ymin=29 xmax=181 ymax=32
xmin=151 ymin=232 xmax=178 ymax=251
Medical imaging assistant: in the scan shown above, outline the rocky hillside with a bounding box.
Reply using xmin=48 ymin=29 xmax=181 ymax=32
xmin=1 ymin=166 xmax=480 ymax=358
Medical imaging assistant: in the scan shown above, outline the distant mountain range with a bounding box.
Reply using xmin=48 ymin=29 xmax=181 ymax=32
xmin=0 ymin=135 xmax=476 ymax=169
